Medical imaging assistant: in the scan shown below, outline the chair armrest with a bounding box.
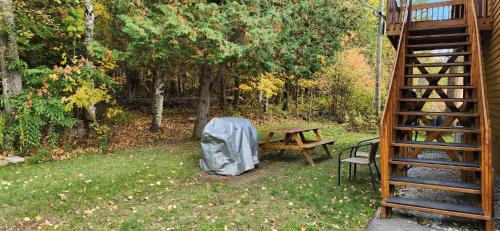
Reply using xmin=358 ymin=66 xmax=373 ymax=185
xmin=338 ymin=142 xmax=375 ymax=161
xmin=357 ymin=137 xmax=380 ymax=145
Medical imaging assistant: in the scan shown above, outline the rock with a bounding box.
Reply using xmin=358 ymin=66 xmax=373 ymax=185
xmin=0 ymin=159 xmax=8 ymax=167
xmin=6 ymin=156 xmax=25 ymax=164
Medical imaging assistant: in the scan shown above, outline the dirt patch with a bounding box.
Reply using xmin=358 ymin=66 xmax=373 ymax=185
xmin=196 ymin=149 xmax=333 ymax=185
xmin=196 ymin=163 xmax=285 ymax=184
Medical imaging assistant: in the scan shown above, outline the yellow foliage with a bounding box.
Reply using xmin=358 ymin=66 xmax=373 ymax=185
xmin=106 ymin=107 xmax=124 ymax=119
xmin=239 ymin=83 xmax=253 ymax=92
xmin=62 ymin=84 xmax=110 ymax=112
xmin=298 ymin=79 xmax=316 ymax=88
xmin=102 ymin=50 xmax=117 ymax=71
xmin=237 ymin=73 xmax=285 ymax=98
xmin=94 ymin=2 xmax=111 ymax=21
xmin=51 ymin=58 xmax=113 ymax=115
xmin=256 ymin=73 xmax=284 ymax=98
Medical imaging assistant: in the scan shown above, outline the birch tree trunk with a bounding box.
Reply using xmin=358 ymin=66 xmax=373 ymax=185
xmin=193 ymin=63 xmax=212 ymax=139
xmin=150 ymin=70 xmax=165 ymax=132
xmin=83 ymin=0 xmax=95 ymax=57
xmin=83 ymin=0 xmax=96 ymax=121
xmin=0 ymin=0 xmax=22 ymax=110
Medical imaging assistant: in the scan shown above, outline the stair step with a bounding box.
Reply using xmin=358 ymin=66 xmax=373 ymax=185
xmin=392 ymin=140 xmax=481 ymax=151
xmin=407 ymin=42 xmax=470 ymax=50
xmin=409 ymin=33 xmax=469 ymax=40
xmin=394 ymin=125 xmax=480 ymax=133
xmin=405 ymin=73 xmax=471 ymax=78
xmin=401 ymin=85 xmax=475 ymax=89
xmin=390 ymin=176 xmax=481 ymax=194
xmin=406 ymin=62 xmax=471 ymax=68
xmin=396 ymin=111 xmax=479 ymax=117
xmin=399 ymin=98 xmax=477 ymax=103
xmin=409 ymin=25 xmax=466 ymax=32
xmin=407 ymin=52 xmax=471 ymax=58
xmin=390 ymin=157 xmax=481 ymax=171
xmin=382 ymin=197 xmax=486 ymax=219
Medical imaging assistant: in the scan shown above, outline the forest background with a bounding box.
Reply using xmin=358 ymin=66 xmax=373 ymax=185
xmin=0 ymin=0 xmax=396 ymax=159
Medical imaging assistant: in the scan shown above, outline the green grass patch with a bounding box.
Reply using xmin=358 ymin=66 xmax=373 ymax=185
xmin=0 ymin=120 xmax=379 ymax=230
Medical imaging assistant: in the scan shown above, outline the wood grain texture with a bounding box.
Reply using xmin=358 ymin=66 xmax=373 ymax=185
xmin=484 ymin=0 xmax=500 ymax=174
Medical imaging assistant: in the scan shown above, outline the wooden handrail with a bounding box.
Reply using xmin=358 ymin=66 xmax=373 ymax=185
xmin=386 ymin=0 xmax=491 ymax=35
xmin=380 ymin=0 xmax=412 ymax=207
xmin=464 ymin=0 xmax=493 ymax=218
xmin=411 ymin=0 xmax=465 ymax=22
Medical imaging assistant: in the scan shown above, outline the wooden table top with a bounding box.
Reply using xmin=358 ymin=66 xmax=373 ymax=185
xmin=269 ymin=127 xmax=321 ymax=134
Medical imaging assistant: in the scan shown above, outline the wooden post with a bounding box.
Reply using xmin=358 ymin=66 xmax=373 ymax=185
xmin=376 ymin=0 xmax=385 ymax=117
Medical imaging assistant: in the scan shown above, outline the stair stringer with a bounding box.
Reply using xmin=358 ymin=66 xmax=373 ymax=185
xmin=465 ymin=0 xmax=494 ymax=222
xmin=379 ymin=0 xmax=412 ymax=219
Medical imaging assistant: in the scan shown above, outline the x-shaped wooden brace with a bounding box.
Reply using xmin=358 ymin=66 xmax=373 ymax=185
xmin=404 ymin=54 xmax=471 ymax=160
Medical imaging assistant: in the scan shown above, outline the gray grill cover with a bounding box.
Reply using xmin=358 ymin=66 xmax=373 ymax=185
xmin=199 ymin=117 xmax=259 ymax=176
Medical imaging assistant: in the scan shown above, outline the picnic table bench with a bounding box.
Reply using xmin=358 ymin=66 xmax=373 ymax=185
xmin=259 ymin=127 xmax=334 ymax=165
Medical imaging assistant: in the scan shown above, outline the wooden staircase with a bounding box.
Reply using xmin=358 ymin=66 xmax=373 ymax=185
xmin=380 ymin=0 xmax=494 ymax=230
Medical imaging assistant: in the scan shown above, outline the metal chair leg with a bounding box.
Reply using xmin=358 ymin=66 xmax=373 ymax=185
xmin=353 ymin=164 xmax=357 ymax=180
xmin=348 ymin=163 xmax=352 ymax=181
xmin=338 ymin=160 xmax=341 ymax=186
xmin=374 ymin=161 xmax=381 ymax=180
xmin=368 ymin=164 xmax=376 ymax=191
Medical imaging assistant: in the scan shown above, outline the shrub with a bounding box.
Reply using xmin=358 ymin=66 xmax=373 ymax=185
xmin=0 ymin=58 xmax=117 ymax=153
xmin=28 ymin=149 xmax=52 ymax=164
xmin=313 ymin=48 xmax=377 ymax=130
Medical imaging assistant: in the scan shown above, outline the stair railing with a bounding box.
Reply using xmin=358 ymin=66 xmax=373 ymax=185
xmin=380 ymin=0 xmax=412 ymax=217
xmin=478 ymin=0 xmax=490 ymax=18
xmin=387 ymin=0 xmax=402 ymax=30
xmin=411 ymin=0 xmax=465 ymax=22
xmin=465 ymin=0 xmax=493 ymax=220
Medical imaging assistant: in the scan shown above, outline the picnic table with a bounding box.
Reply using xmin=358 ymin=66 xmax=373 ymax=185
xmin=259 ymin=127 xmax=335 ymax=166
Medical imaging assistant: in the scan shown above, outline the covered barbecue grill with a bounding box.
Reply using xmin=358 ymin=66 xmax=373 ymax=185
xmin=199 ymin=117 xmax=260 ymax=176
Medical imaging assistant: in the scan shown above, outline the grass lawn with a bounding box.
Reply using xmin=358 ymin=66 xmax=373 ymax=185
xmin=0 ymin=120 xmax=380 ymax=230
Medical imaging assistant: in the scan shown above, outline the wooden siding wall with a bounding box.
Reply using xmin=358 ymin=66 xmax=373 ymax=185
xmin=484 ymin=0 xmax=500 ymax=173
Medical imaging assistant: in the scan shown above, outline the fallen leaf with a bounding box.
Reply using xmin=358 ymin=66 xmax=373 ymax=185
xmin=58 ymin=193 xmax=68 ymax=201
xmin=83 ymin=209 xmax=93 ymax=216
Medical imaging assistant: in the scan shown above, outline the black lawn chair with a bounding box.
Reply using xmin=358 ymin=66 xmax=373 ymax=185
xmin=337 ymin=138 xmax=380 ymax=191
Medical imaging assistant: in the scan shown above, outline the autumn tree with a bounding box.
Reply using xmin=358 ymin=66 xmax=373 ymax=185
xmin=120 ymin=1 xmax=197 ymax=132
xmin=273 ymin=0 xmax=363 ymax=111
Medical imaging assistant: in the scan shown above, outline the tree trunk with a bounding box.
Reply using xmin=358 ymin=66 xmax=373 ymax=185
xmin=0 ymin=0 xmax=22 ymax=110
xmin=233 ymin=74 xmax=240 ymax=111
xmin=282 ymin=80 xmax=290 ymax=111
xmin=178 ymin=64 xmax=186 ymax=97
xmin=294 ymin=79 xmax=299 ymax=113
xmin=193 ymin=63 xmax=212 ymax=139
xmin=83 ymin=0 xmax=95 ymax=57
xmin=447 ymin=66 xmax=460 ymax=104
xmin=126 ymin=68 xmax=140 ymax=102
xmin=217 ymin=65 xmax=226 ymax=112
xmin=169 ymin=78 xmax=177 ymax=97
xmin=150 ymin=70 xmax=165 ymax=132
xmin=82 ymin=0 xmax=97 ymax=122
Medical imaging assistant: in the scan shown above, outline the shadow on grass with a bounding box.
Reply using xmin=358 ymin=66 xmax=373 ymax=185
xmin=260 ymin=150 xmax=334 ymax=165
